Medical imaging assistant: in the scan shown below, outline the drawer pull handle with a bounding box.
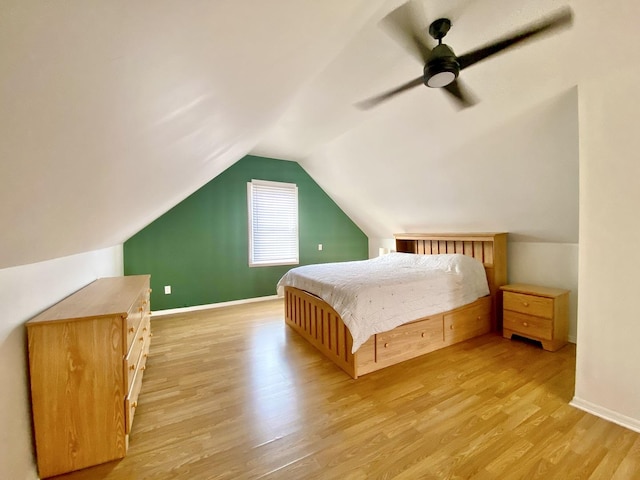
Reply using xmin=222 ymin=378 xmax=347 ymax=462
xmin=139 ymin=337 xmax=144 ymax=342
xmin=132 ymin=401 xmax=138 ymax=409
xmin=477 ymin=316 xmax=481 ymax=321
xmin=522 ymin=302 xmax=529 ymax=307
xmin=384 ymin=343 xmax=389 ymax=348
xmin=141 ymin=365 xmax=146 ymax=371
xmin=421 ymin=332 xmax=426 ymax=338
xmin=139 ymin=307 xmax=144 ymax=312
xmin=128 ymin=327 xmax=135 ymax=333
xmin=129 ymin=365 xmax=135 ymax=371
xmin=450 ymin=325 xmax=454 ymax=330
xmin=523 ymin=322 xmax=529 ymax=327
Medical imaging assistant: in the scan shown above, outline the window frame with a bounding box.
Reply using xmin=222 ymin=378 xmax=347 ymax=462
xmin=247 ymin=179 xmax=299 ymax=267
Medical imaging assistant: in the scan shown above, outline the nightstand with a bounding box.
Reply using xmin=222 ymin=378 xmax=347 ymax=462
xmin=500 ymin=284 xmax=570 ymax=351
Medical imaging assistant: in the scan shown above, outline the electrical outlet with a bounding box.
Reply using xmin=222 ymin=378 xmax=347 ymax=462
xmin=318 ymin=244 xmax=323 ymax=251
xmin=164 ymin=285 xmax=171 ymax=295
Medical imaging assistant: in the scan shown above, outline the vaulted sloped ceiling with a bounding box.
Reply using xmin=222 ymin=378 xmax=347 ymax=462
xmin=0 ymin=0 xmax=601 ymax=269
xmin=0 ymin=0 xmax=386 ymax=269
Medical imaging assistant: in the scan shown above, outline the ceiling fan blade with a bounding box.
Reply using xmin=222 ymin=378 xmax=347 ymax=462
xmin=457 ymin=6 xmax=573 ymax=70
xmin=443 ymin=79 xmax=476 ymax=108
xmin=356 ymin=76 xmax=424 ymax=110
xmin=380 ymin=1 xmax=432 ymax=64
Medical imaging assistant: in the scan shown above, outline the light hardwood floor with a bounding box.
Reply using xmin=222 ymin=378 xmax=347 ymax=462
xmin=52 ymin=299 xmax=640 ymax=480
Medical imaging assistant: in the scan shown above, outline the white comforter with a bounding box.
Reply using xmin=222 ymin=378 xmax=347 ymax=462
xmin=277 ymin=253 xmax=489 ymax=353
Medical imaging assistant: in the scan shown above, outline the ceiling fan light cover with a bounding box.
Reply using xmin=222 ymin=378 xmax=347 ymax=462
xmin=424 ymin=44 xmax=459 ymax=88
xmin=427 ymin=71 xmax=456 ymax=88
xmin=424 ymin=59 xmax=459 ymax=87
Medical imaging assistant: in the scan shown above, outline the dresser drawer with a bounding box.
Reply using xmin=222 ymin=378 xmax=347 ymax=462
xmin=125 ymin=293 xmax=146 ymax=352
xmin=125 ymin=349 xmax=146 ymax=434
xmin=444 ymin=297 xmax=491 ymax=344
xmin=504 ymin=291 xmax=553 ymax=319
xmin=376 ymin=314 xmax=444 ymax=364
xmin=124 ymin=316 xmax=151 ymax=393
xmin=504 ymin=311 xmax=553 ymax=340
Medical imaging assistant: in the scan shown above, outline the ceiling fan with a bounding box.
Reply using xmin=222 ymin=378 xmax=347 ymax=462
xmin=357 ymin=2 xmax=573 ymax=110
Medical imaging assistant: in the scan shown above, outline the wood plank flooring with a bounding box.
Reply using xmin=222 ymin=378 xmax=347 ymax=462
xmin=52 ymin=299 xmax=640 ymax=480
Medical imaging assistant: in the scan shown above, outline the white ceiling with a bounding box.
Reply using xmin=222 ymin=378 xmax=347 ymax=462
xmin=0 ymin=0 xmax=595 ymax=269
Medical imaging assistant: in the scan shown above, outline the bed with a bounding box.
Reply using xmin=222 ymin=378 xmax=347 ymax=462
xmin=279 ymin=233 xmax=507 ymax=378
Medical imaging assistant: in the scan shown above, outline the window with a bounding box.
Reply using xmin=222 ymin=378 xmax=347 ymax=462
xmin=247 ymin=179 xmax=299 ymax=267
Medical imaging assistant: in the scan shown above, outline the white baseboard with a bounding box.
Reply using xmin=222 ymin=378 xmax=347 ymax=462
xmin=568 ymin=334 xmax=577 ymax=343
xmin=570 ymin=396 xmax=640 ymax=433
xmin=152 ymin=295 xmax=280 ymax=317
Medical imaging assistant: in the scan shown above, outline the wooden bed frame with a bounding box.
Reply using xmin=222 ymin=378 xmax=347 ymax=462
xmin=284 ymin=233 xmax=508 ymax=378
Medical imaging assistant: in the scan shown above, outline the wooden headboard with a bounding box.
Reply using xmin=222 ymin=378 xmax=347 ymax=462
xmin=394 ymin=232 xmax=508 ymax=330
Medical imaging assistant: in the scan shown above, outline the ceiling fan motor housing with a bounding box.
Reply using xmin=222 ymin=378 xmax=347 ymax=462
xmin=358 ymin=4 xmax=573 ymax=108
xmin=424 ymin=44 xmax=460 ymax=88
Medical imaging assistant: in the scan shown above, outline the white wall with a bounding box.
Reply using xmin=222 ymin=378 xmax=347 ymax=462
xmin=305 ymin=85 xmax=580 ymax=246
xmin=0 ymin=246 xmax=123 ymax=480
xmin=368 ymin=237 xmax=397 ymax=259
xmin=573 ymin=65 xmax=640 ymax=433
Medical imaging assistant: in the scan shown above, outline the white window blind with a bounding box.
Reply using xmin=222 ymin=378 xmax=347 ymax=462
xmin=247 ymin=179 xmax=299 ymax=267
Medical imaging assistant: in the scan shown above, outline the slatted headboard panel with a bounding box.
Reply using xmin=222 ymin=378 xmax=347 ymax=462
xmin=394 ymin=233 xmax=508 ymax=329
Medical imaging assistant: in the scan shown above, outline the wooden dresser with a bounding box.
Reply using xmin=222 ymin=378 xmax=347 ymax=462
xmin=500 ymin=283 xmax=569 ymax=351
xmin=26 ymin=275 xmax=152 ymax=478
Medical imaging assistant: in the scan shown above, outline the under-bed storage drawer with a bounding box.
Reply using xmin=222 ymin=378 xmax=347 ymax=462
xmin=376 ymin=314 xmax=444 ymax=364
xmin=444 ymin=296 xmax=492 ymax=344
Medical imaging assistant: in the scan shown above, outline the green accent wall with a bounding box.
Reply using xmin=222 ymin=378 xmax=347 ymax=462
xmin=124 ymin=155 xmax=368 ymax=310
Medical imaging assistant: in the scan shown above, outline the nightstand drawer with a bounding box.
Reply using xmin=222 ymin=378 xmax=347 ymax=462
xmin=504 ymin=311 xmax=552 ymax=340
xmin=504 ymin=291 xmax=553 ymax=319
